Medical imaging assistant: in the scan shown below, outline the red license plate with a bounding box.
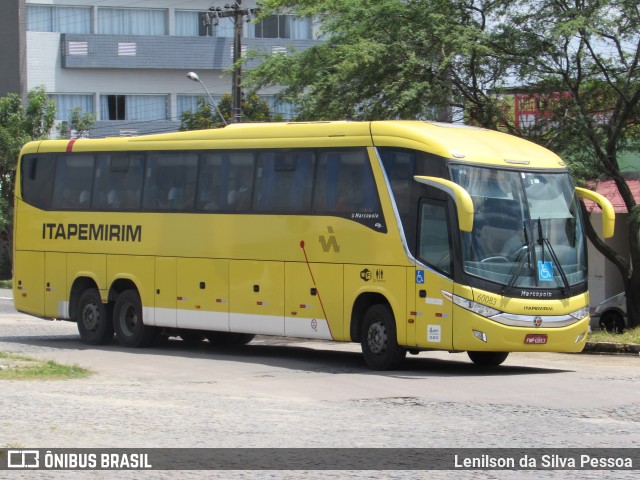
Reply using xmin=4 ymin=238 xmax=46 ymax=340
xmin=525 ymin=334 xmax=548 ymax=345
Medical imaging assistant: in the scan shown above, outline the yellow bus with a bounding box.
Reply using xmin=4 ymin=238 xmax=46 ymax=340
xmin=13 ymin=121 xmax=615 ymax=369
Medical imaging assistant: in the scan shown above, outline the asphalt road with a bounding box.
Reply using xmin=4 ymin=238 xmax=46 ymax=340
xmin=1 ymin=291 xmax=639 ymax=479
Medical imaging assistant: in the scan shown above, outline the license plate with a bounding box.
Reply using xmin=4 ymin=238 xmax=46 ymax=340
xmin=525 ymin=334 xmax=548 ymax=345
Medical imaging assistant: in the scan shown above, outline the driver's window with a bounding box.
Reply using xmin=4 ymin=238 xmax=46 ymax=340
xmin=418 ymin=199 xmax=453 ymax=275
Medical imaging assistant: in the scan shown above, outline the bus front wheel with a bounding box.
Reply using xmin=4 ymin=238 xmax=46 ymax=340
xmin=360 ymin=304 xmax=406 ymax=370
xmin=113 ymin=289 xmax=156 ymax=348
xmin=467 ymin=351 xmax=509 ymax=366
xmin=76 ymin=288 xmax=114 ymax=345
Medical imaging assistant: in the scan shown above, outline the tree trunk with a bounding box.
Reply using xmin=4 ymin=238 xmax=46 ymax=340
xmin=624 ymin=214 xmax=640 ymax=328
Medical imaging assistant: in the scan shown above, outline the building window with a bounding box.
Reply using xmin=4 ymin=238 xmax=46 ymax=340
xmin=100 ymin=95 xmax=168 ymax=121
xmin=98 ymin=8 xmax=167 ymax=35
xmin=261 ymin=96 xmax=297 ymax=121
xmin=252 ymin=15 xmax=312 ymax=40
xmin=48 ymin=94 xmax=94 ymax=122
xmin=27 ymin=5 xmax=92 ymax=33
xmin=176 ymin=95 xmax=223 ymax=118
xmin=175 ymin=10 xmax=234 ymax=37
xmin=175 ymin=10 xmax=200 ymax=36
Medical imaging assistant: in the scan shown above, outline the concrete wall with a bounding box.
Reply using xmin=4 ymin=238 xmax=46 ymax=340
xmin=587 ymin=212 xmax=627 ymax=305
xmin=0 ymin=0 xmax=26 ymax=97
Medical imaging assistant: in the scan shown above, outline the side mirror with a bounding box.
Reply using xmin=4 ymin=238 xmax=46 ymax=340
xmin=575 ymin=187 xmax=615 ymax=238
xmin=414 ymin=176 xmax=474 ymax=232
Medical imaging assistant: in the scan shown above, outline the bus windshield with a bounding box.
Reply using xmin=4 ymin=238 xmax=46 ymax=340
xmin=450 ymin=165 xmax=586 ymax=290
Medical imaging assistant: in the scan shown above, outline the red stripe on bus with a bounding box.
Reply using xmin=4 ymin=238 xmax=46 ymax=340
xmin=66 ymin=139 xmax=77 ymax=152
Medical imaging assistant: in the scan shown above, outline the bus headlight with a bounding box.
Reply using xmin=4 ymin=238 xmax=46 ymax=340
xmin=569 ymin=306 xmax=589 ymax=320
xmin=449 ymin=293 xmax=500 ymax=318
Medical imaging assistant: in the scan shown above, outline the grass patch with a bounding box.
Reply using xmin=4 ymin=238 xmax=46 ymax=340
xmin=588 ymin=327 xmax=640 ymax=345
xmin=0 ymin=279 xmax=11 ymax=289
xmin=0 ymin=352 xmax=92 ymax=380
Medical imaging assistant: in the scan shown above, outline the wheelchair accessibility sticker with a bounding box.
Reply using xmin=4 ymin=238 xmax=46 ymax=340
xmin=416 ymin=270 xmax=425 ymax=284
xmin=538 ymin=261 xmax=554 ymax=282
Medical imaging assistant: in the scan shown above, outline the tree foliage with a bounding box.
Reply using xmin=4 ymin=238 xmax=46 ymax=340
xmin=180 ymin=93 xmax=282 ymax=131
xmin=249 ymin=0 xmax=640 ymax=326
xmin=58 ymin=106 xmax=96 ymax=139
xmin=0 ymin=87 xmax=55 ymax=278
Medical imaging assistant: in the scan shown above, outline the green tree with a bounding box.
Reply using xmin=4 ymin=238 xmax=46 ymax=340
xmin=0 ymin=87 xmax=56 ymax=278
xmin=58 ymin=106 xmax=96 ymax=139
xmin=493 ymin=1 xmax=640 ymax=327
xmin=248 ymin=0 xmax=640 ymax=326
xmin=180 ymin=94 xmax=282 ymax=131
xmin=179 ymin=97 xmax=218 ymax=131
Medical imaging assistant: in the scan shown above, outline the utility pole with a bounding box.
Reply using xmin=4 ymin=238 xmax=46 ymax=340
xmin=205 ymin=2 xmax=257 ymax=123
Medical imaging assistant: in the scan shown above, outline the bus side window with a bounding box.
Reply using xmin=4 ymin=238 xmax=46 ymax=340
xmin=418 ymin=199 xmax=453 ymax=275
xmin=143 ymin=153 xmax=198 ymax=211
xmin=52 ymin=155 xmax=95 ymax=210
xmin=198 ymin=153 xmax=225 ymax=211
xmin=313 ymin=149 xmax=378 ymax=214
xmin=93 ymin=154 xmax=144 ymax=210
xmin=20 ymin=155 xmax=55 ymax=210
xmin=254 ymin=150 xmax=314 ymax=212
xmin=225 ymin=153 xmax=255 ymax=212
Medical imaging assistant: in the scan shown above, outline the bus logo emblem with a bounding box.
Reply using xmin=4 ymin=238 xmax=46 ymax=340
xmin=533 ymin=317 xmax=543 ymax=327
xmin=319 ymin=226 xmax=340 ymax=253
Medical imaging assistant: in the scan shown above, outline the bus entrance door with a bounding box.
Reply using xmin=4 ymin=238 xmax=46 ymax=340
xmin=413 ymin=198 xmax=454 ymax=349
xmin=414 ymin=269 xmax=453 ymax=349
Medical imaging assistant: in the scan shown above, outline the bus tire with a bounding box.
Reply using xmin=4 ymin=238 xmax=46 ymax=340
xmin=76 ymin=288 xmax=113 ymax=345
xmin=360 ymin=304 xmax=406 ymax=370
xmin=206 ymin=332 xmax=255 ymax=346
xmin=467 ymin=351 xmax=509 ymax=366
xmin=113 ymin=289 xmax=156 ymax=348
xmin=599 ymin=311 xmax=625 ymax=334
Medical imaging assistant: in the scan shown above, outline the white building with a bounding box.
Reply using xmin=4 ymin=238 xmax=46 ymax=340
xmin=0 ymin=1 xmax=321 ymax=136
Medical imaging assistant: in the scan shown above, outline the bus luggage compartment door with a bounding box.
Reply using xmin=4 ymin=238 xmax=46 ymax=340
xmin=229 ymin=260 xmax=285 ymax=335
xmin=44 ymin=252 xmax=66 ymax=318
xmin=14 ymin=250 xmax=45 ymax=317
xmin=177 ymin=258 xmax=229 ymax=332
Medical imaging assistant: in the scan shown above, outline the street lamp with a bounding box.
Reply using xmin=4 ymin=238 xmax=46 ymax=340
xmin=186 ymin=71 xmax=227 ymax=126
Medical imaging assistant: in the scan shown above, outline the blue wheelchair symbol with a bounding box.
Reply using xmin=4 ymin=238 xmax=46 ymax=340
xmin=538 ymin=261 xmax=554 ymax=282
xmin=416 ymin=270 xmax=425 ymax=284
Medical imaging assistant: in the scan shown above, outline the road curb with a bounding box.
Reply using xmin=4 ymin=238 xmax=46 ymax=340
xmin=583 ymin=341 xmax=640 ymax=355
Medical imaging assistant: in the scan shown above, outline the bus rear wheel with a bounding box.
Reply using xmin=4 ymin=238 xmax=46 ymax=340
xmin=76 ymin=288 xmax=113 ymax=345
xmin=467 ymin=351 xmax=509 ymax=366
xmin=360 ymin=304 xmax=406 ymax=370
xmin=113 ymin=289 xmax=156 ymax=348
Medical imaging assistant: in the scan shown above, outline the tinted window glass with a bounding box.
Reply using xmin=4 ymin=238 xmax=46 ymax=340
xmin=418 ymin=200 xmax=452 ymax=275
xmin=52 ymin=155 xmax=95 ymax=210
xmin=313 ymin=149 xmax=378 ymax=214
xmin=254 ymin=150 xmax=315 ymax=212
xmin=143 ymin=153 xmax=198 ymax=211
xmin=20 ymin=155 xmax=55 ymax=210
xmin=196 ymin=152 xmax=255 ymax=212
xmin=93 ymin=154 xmax=145 ymax=210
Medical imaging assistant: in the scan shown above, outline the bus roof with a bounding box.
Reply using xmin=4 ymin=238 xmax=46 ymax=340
xmin=23 ymin=120 xmax=565 ymax=169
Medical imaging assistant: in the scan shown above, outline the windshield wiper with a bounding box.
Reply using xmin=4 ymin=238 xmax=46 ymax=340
xmin=502 ymin=222 xmax=535 ymax=295
xmin=537 ymin=218 xmax=572 ymax=296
